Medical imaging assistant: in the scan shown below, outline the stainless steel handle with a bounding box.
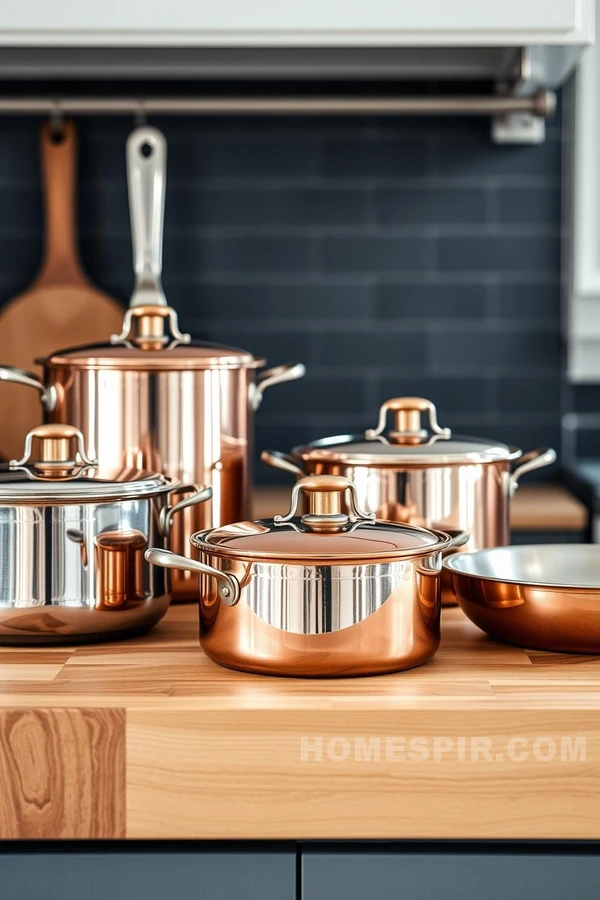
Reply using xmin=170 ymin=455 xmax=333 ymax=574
xmin=250 ymin=362 xmax=306 ymax=411
xmin=260 ymin=449 xmax=304 ymax=478
xmin=127 ymin=125 xmax=167 ymax=309
xmin=275 ymin=474 xmax=375 ymax=532
xmin=509 ymin=448 xmax=557 ymax=495
xmin=366 ymin=397 xmax=451 ymax=442
xmin=446 ymin=530 xmax=470 ymax=550
xmin=0 ymin=366 xmax=57 ymax=412
xmin=144 ymin=548 xmax=240 ymax=606
xmin=159 ymin=485 xmax=213 ymax=537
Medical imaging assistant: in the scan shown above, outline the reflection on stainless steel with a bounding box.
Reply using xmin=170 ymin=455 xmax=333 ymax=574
xmin=445 ymin=544 xmax=600 ymax=653
xmin=218 ymin=560 xmax=413 ymax=634
xmin=0 ymin=498 xmax=168 ymax=643
xmin=0 ymin=423 xmax=213 ymax=643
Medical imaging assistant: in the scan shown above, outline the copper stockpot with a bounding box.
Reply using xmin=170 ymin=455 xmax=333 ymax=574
xmin=0 ymin=125 xmax=305 ymax=600
xmin=0 ymin=423 xmax=211 ymax=644
xmin=145 ymin=475 xmax=466 ymax=677
xmin=445 ymin=544 xmax=600 ymax=654
xmin=262 ymin=397 xmax=556 ymax=605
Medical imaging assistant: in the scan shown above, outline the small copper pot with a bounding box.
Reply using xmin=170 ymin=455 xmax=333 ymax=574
xmin=146 ymin=475 xmax=466 ymax=677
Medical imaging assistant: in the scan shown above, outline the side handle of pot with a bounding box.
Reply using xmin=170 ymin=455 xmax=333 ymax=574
xmin=446 ymin=530 xmax=470 ymax=550
xmin=159 ymin=485 xmax=213 ymax=537
xmin=0 ymin=366 xmax=57 ymax=411
xmin=509 ymin=448 xmax=557 ymax=495
xmin=250 ymin=362 xmax=306 ymax=411
xmin=260 ymin=449 xmax=304 ymax=477
xmin=145 ymin=548 xmax=240 ymax=606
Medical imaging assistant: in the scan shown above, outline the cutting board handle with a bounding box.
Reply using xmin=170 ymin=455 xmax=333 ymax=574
xmin=38 ymin=119 xmax=83 ymax=285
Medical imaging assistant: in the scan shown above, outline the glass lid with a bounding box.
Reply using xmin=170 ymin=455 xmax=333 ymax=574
xmin=43 ymin=306 xmax=263 ymax=371
xmin=0 ymin=424 xmax=174 ymax=502
xmin=192 ymin=475 xmax=449 ymax=562
xmin=296 ymin=397 xmax=520 ymax=466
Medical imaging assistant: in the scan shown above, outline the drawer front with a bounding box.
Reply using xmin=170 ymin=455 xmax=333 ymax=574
xmin=0 ymin=850 xmax=295 ymax=900
xmin=301 ymin=849 xmax=600 ymax=900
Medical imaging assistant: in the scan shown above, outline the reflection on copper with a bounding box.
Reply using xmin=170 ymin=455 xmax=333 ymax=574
xmin=94 ymin=530 xmax=148 ymax=610
xmin=449 ymin=570 xmax=600 ymax=654
xmin=45 ymin=362 xmax=253 ymax=601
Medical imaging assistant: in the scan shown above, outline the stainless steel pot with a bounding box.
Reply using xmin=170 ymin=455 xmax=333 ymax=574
xmin=261 ymin=397 xmax=556 ymax=605
xmin=0 ymin=423 xmax=211 ymax=644
xmin=146 ymin=474 xmax=466 ymax=677
xmin=0 ymin=125 xmax=305 ymax=601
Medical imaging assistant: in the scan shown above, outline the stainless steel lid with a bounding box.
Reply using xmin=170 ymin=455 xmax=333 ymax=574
xmin=192 ymin=475 xmax=452 ymax=563
xmin=0 ymin=424 xmax=175 ymax=503
xmin=295 ymin=397 xmax=521 ymax=466
xmin=42 ymin=306 xmax=264 ymax=372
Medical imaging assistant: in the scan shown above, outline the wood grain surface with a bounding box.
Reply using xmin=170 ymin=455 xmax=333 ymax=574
xmin=254 ymin=484 xmax=588 ymax=532
xmin=0 ymin=708 xmax=125 ymax=839
xmin=0 ymin=605 xmax=599 ymax=839
xmin=0 ymin=119 xmax=124 ymax=461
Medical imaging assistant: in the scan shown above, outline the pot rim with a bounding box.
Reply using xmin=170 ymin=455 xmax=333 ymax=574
xmin=291 ymin=434 xmax=523 ymax=467
xmin=0 ymin=471 xmax=178 ymax=505
xmin=444 ymin=544 xmax=600 ymax=592
xmin=191 ymin=521 xmax=453 ymax=565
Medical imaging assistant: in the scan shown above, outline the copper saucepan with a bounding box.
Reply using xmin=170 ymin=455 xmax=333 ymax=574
xmin=262 ymin=396 xmax=556 ymax=606
xmin=445 ymin=544 xmax=600 ymax=653
xmin=146 ymin=475 xmax=468 ymax=677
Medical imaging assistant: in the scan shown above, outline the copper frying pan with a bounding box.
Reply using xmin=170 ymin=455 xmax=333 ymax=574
xmin=444 ymin=544 xmax=600 ymax=653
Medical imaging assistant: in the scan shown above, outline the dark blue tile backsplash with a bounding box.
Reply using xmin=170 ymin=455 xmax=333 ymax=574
xmin=0 ymin=100 xmax=565 ymax=483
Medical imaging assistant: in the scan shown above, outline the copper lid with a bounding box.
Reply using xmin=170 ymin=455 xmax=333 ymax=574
xmin=295 ymin=397 xmax=521 ymax=467
xmin=192 ymin=475 xmax=451 ymax=563
xmin=41 ymin=306 xmax=263 ymax=371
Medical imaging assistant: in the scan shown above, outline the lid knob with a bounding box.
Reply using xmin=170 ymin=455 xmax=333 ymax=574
xmin=10 ymin=424 xmax=97 ymax=472
xmin=274 ymin=475 xmax=375 ymax=533
xmin=365 ymin=397 xmax=451 ymax=444
xmin=110 ymin=305 xmax=191 ymax=348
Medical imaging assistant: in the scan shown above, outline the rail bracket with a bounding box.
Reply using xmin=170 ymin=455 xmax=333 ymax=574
xmin=491 ymin=110 xmax=546 ymax=145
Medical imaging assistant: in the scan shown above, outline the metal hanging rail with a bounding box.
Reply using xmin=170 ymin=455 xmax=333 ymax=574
xmin=0 ymin=90 xmax=555 ymax=117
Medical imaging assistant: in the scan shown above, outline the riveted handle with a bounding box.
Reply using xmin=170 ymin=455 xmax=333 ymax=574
xmin=366 ymin=397 xmax=451 ymax=443
xmin=145 ymin=548 xmax=240 ymax=606
xmin=10 ymin=424 xmax=96 ymax=470
xmin=274 ymin=474 xmax=375 ymax=533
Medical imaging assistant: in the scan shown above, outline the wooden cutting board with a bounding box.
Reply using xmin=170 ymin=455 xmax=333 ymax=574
xmin=0 ymin=119 xmax=124 ymax=461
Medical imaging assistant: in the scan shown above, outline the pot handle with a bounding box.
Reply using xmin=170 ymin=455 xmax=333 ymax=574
xmin=159 ymin=485 xmax=213 ymax=537
xmin=446 ymin=530 xmax=470 ymax=550
xmin=0 ymin=366 xmax=57 ymax=411
xmin=145 ymin=548 xmax=240 ymax=606
xmin=250 ymin=362 xmax=306 ymax=411
xmin=260 ymin=449 xmax=304 ymax=477
xmin=509 ymin=447 xmax=557 ymax=495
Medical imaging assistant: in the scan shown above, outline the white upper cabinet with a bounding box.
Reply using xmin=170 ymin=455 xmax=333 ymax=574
xmin=0 ymin=0 xmax=594 ymax=46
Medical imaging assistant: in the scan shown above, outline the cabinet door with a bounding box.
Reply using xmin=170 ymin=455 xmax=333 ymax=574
xmin=0 ymin=0 xmax=593 ymax=46
xmin=301 ymin=848 xmax=600 ymax=900
xmin=0 ymin=849 xmax=295 ymax=900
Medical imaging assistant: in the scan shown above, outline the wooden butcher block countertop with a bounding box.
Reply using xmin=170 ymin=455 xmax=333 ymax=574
xmin=1 ymin=603 xmax=599 ymax=842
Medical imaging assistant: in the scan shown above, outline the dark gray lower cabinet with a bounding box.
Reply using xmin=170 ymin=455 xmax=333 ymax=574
xmin=0 ymin=850 xmax=296 ymax=900
xmin=301 ymin=849 xmax=600 ymax=900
